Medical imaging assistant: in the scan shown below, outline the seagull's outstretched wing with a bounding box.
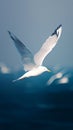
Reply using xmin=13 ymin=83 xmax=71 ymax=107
xmin=34 ymin=25 xmax=62 ymax=66
xmin=8 ymin=31 xmax=35 ymax=71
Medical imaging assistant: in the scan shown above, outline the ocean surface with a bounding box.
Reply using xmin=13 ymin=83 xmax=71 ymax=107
xmin=0 ymin=67 xmax=73 ymax=130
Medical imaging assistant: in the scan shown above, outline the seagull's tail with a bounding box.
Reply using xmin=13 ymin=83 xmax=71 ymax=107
xmin=12 ymin=73 xmax=26 ymax=82
xmin=12 ymin=78 xmax=20 ymax=83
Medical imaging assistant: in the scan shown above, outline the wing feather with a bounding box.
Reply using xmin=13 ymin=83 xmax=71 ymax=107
xmin=34 ymin=25 xmax=62 ymax=65
xmin=8 ymin=31 xmax=35 ymax=71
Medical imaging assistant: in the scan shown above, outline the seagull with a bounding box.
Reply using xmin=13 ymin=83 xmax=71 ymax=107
xmin=8 ymin=25 xmax=62 ymax=82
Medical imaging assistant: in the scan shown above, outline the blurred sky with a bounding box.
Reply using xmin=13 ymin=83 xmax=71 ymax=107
xmin=0 ymin=0 xmax=73 ymax=71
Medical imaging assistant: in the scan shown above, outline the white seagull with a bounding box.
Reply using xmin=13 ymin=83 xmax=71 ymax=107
xmin=8 ymin=25 xmax=62 ymax=82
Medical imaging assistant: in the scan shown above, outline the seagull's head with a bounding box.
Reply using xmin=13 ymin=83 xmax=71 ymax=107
xmin=39 ymin=66 xmax=51 ymax=73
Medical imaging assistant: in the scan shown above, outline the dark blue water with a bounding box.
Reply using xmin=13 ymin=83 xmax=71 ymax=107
xmin=0 ymin=68 xmax=73 ymax=130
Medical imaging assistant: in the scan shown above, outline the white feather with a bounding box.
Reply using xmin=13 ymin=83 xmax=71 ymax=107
xmin=34 ymin=25 xmax=62 ymax=65
xmin=8 ymin=25 xmax=62 ymax=81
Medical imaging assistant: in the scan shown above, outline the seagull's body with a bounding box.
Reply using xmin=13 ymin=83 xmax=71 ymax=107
xmin=8 ymin=25 xmax=62 ymax=81
xmin=13 ymin=66 xmax=50 ymax=82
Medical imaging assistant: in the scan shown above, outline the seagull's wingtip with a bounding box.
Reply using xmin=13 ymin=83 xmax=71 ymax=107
xmin=8 ymin=31 xmax=16 ymax=41
xmin=8 ymin=30 xmax=13 ymax=37
xmin=56 ymin=24 xmax=62 ymax=30
xmin=51 ymin=24 xmax=62 ymax=38
xmin=8 ymin=30 xmax=11 ymax=35
xmin=59 ymin=24 xmax=62 ymax=27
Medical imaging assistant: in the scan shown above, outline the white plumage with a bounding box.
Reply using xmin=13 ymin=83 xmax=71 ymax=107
xmin=8 ymin=25 xmax=62 ymax=81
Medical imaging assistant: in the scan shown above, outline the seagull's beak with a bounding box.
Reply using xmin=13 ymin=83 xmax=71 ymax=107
xmin=48 ymin=69 xmax=51 ymax=72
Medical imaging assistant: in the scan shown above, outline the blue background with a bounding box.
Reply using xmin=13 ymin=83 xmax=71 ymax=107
xmin=0 ymin=0 xmax=73 ymax=70
xmin=0 ymin=1 xmax=73 ymax=129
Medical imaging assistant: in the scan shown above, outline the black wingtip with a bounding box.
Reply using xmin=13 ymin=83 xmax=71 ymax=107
xmin=8 ymin=31 xmax=16 ymax=41
xmin=56 ymin=24 xmax=62 ymax=30
xmin=51 ymin=24 xmax=62 ymax=36
xmin=8 ymin=30 xmax=11 ymax=35
xmin=8 ymin=30 xmax=13 ymax=38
